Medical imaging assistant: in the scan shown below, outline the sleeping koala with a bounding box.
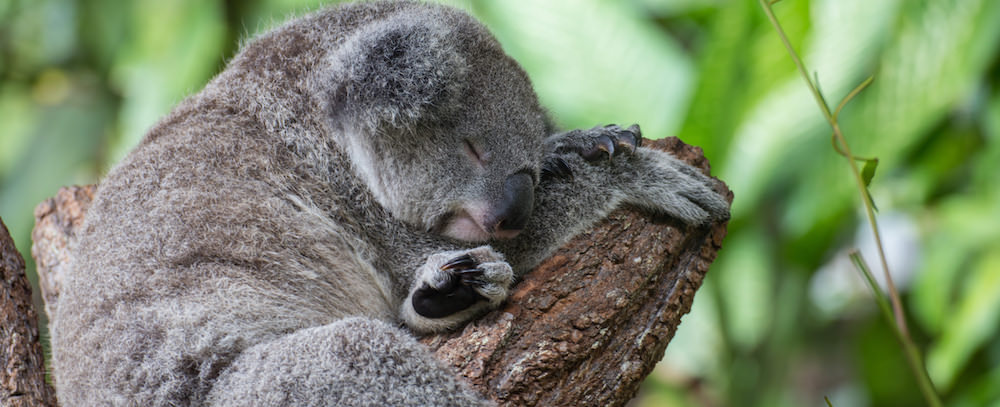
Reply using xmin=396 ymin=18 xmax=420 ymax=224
xmin=50 ymin=1 xmax=729 ymax=405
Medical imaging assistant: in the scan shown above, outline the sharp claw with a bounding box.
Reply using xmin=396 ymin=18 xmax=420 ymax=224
xmin=584 ymin=136 xmax=615 ymax=161
xmin=465 ymin=279 xmax=487 ymax=288
xmin=616 ymin=133 xmax=637 ymax=154
xmin=456 ymin=268 xmax=486 ymax=288
xmin=627 ymin=125 xmax=643 ymax=147
xmin=441 ymin=254 xmax=476 ymax=271
xmin=456 ymin=268 xmax=484 ymax=278
xmin=542 ymin=157 xmax=574 ymax=180
xmin=598 ymin=136 xmax=615 ymax=158
xmin=556 ymin=157 xmax=572 ymax=178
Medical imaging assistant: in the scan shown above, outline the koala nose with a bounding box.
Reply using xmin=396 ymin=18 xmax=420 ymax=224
xmin=487 ymin=172 xmax=534 ymax=238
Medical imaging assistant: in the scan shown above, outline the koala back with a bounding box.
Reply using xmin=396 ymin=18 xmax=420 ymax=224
xmin=51 ymin=1 xmax=548 ymax=405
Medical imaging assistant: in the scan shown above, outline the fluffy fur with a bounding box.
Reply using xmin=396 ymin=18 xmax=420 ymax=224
xmin=51 ymin=1 xmax=729 ymax=405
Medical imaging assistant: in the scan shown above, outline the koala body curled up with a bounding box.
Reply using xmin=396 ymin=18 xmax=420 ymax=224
xmin=51 ymin=1 xmax=730 ymax=406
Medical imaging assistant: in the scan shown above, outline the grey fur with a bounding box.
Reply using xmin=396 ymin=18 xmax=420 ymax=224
xmin=51 ymin=1 xmax=729 ymax=406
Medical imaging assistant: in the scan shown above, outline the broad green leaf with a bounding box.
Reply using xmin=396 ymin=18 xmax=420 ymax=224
xmin=0 ymin=86 xmax=114 ymax=278
xmin=856 ymin=317 xmax=925 ymax=406
xmin=910 ymin=241 xmax=968 ymax=335
xmin=78 ymin=0 xmax=129 ymax=71
xmin=972 ymin=89 xmax=1000 ymax=191
xmin=778 ymin=147 xmax=854 ymax=261
xmin=0 ymin=84 xmax=38 ymax=178
xmin=660 ymin=279 xmax=722 ymax=379
xmin=948 ymin=363 xmax=1000 ymax=407
xmin=631 ymin=0 xmax=718 ymax=16
xmin=912 ymin=189 xmax=1000 ymax=335
xmin=109 ymin=1 xmax=227 ymax=161
xmin=467 ymin=0 xmax=694 ymax=139
xmin=715 ymin=229 xmax=774 ymax=350
xmin=721 ymin=0 xmax=898 ymax=219
xmin=4 ymin=0 xmax=78 ymax=75
xmin=240 ymin=0 xmax=340 ymax=35
xmin=842 ymin=0 xmax=1000 ymax=156
xmin=927 ymin=249 xmax=1000 ymax=391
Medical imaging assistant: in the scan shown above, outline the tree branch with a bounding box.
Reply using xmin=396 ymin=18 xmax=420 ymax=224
xmin=422 ymin=138 xmax=731 ymax=405
xmin=25 ymin=137 xmax=730 ymax=406
xmin=0 ymin=218 xmax=57 ymax=406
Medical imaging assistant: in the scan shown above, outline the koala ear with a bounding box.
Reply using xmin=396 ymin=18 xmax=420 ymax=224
xmin=328 ymin=14 xmax=468 ymax=131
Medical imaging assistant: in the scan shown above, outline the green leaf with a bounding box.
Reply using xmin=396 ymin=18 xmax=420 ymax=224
xmin=109 ymin=0 xmax=227 ymax=162
xmin=842 ymin=0 xmax=1000 ymax=156
xmin=715 ymin=230 xmax=774 ymax=351
xmin=927 ymin=249 xmax=1000 ymax=391
xmin=0 ymin=84 xmax=38 ymax=178
xmin=721 ymin=0 xmax=896 ymax=217
xmin=861 ymin=158 xmax=879 ymax=211
xmin=861 ymin=158 xmax=878 ymax=187
xmin=470 ymin=0 xmax=694 ymax=140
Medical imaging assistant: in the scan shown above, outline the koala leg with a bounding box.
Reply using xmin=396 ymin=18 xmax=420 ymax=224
xmin=206 ymin=317 xmax=490 ymax=407
xmin=401 ymin=246 xmax=514 ymax=333
xmin=497 ymin=124 xmax=730 ymax=273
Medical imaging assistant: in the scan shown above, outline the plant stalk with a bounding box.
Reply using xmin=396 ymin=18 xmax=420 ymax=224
xmin=850 ymin=252 xmax=942 ymax=407
xmin=757 ymin=1 xmax=942 ymax=406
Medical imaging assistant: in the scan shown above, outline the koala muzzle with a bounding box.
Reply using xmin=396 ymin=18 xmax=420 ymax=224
xmin=487 ymin=172 xmax=534 ymax=239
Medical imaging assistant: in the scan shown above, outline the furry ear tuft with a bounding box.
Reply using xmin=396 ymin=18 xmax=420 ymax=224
xmin=328 ymin=14 xmax=468 ymax=131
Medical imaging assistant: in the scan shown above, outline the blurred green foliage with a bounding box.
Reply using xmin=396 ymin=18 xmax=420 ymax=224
xmin=1 ymin=0 xmax=998 ymax=405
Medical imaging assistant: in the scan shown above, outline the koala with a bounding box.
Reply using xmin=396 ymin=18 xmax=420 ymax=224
xmin=50 ymin=1 xmax=729 ymax=406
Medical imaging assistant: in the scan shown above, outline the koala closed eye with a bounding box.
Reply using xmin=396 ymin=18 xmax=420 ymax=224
xmin=463 ymin=139 xmax=487 ymax=166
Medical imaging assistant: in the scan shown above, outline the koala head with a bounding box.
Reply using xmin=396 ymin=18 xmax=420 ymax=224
xmin=325 ymin=5 xmax=549 ymax=242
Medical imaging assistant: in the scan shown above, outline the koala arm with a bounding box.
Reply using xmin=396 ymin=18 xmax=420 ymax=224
xmin=392 ymin=125 xmax=730 ymax=335
xmin=495 ymin=124 xmax=730 ymax=275
xmin=398 ymin=125 xmax=729 ymax=332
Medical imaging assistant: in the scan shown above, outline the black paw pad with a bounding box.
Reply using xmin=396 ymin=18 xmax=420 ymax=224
xmin=412 ymin=254 xmax=487 ymax=318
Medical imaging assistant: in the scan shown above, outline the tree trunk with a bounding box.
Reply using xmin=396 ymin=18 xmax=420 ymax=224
xmin=0 ymin=218 xmax=58 ymax=406
xmin=26 ymin=137 xmax=731 ymax=406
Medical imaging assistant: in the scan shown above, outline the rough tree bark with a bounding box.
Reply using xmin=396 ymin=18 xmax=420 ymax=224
xmin=0 ymin=218 xmax=58 ymax=406
xmin=26 ymin=137 xmax=731 ymax=406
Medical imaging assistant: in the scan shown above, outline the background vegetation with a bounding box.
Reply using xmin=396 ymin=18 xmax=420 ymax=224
xmin=2 ymin=0 xmax=998 ymax=405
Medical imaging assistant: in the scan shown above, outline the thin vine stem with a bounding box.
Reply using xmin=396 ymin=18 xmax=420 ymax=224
xmin=757 ymin=0 xmax=898 ymax=338
xmin=850 ymin=251 xmax=942 ymax=407
xmin=757 ymin=1 xmax=942 ymax=406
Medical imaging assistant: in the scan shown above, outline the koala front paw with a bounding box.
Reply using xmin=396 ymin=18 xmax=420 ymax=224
xmin=410 ymin=246 xmax=513 ymax=320
xmin=543 ymin=124 xmax=642 ymax=179
xmin=542 ymin=124 xmax=729 ymax=227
